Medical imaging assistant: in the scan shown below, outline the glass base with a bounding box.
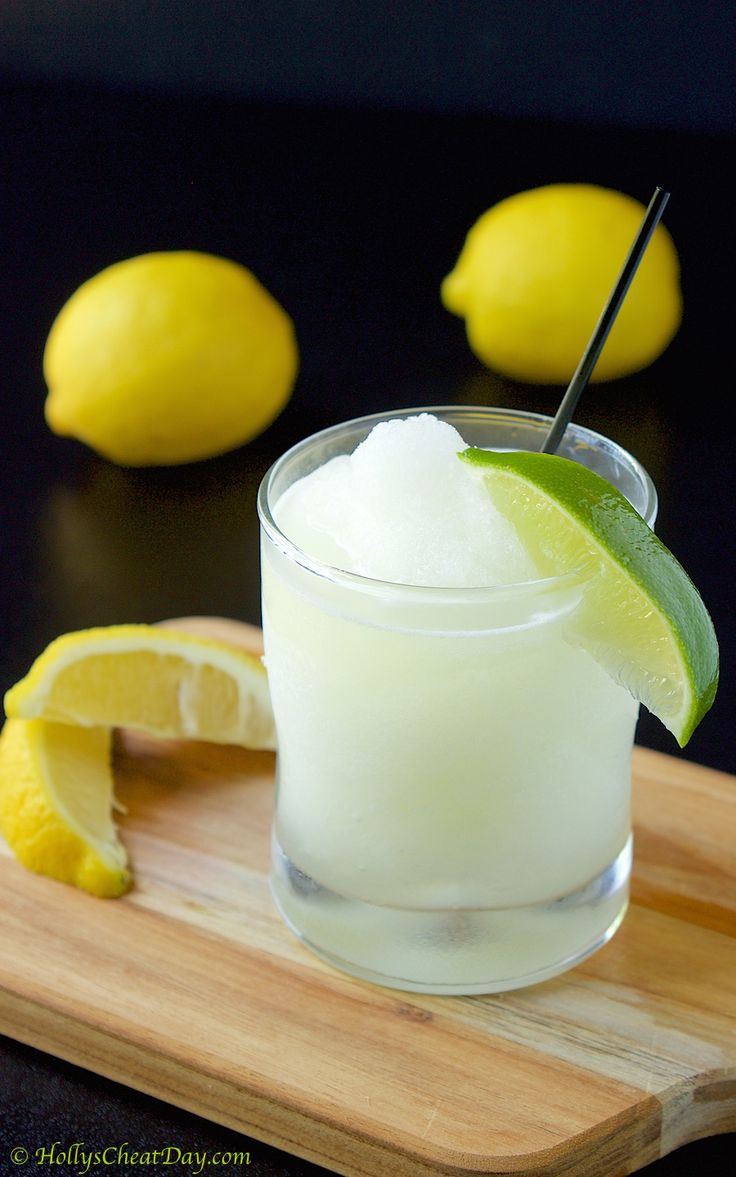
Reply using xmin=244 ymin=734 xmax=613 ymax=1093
xmin=271 ymin=835 xmax=632 ymax=995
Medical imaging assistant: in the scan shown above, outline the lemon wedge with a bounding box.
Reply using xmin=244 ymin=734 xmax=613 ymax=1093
xmin=0 ymin=718 xmax=129 ymax=897
xmin=4 ymin=624 xmax=276 ymax=749
xmin=461 ymin=448 xmax=718 ymax=745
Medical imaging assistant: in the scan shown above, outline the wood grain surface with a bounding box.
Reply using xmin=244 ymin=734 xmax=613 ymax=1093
xmin=0 ymin=625 xmax=733 ymax=1176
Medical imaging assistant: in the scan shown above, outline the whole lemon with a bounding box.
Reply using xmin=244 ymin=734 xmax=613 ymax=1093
xmin=441 ymin=184 xmax=682 ymax=384
xmin=44 ymin=251 xmax=299 ymax=465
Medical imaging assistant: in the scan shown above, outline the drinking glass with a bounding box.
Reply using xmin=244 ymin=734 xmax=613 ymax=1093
xmin=257 ymin=407 xmax=657 ymax=994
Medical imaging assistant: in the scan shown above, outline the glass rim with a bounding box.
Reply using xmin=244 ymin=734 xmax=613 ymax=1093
xmin=257 ymin=404 xmax=657 ymax=599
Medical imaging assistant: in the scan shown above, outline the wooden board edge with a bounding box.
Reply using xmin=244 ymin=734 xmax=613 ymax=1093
xmin=632 ymin=745 xmax=735 ymax=789
xmin=0 ymin=985 xmax=670 ymax=1177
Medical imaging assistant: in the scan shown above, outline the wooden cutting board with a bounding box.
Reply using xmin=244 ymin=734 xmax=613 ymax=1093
xmin=0 ymin=734 xmax=734 ymax=1176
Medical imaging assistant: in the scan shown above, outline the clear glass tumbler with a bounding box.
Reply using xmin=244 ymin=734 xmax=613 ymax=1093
xmin=257 ymin=407 xmax=657 ymax=994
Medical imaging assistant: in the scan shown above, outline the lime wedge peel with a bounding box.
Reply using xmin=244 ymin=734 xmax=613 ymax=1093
xmin=460 ymin=447 xmax=719 ymax=746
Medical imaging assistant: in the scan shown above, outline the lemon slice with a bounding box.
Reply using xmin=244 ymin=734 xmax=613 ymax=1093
xmin=0 ymin=718 xmax=129 ymax=897
xmin=4 ymin=624 xmax=276 ymax=749
xmin=460 ymin=448 xmax=718 ymax=746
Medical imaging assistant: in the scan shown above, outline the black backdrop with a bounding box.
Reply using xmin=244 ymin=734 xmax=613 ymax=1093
xmin=1 ymin=1 xmax=734 ymax=134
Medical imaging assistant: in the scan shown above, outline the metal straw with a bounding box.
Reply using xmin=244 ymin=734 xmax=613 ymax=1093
xmin=541 ymin=185 xmax=671 ymax=455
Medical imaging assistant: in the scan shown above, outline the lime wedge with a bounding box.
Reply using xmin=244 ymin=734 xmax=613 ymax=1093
xmin=460 ymin=447 xmax=718 ymax=746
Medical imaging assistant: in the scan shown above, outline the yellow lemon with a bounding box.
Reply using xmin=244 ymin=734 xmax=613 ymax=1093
xmin=44 ymin=251 xmax=299 ymax=465
xmin=0 ymin=620 xmax=276 ymax=896
xmin=441 ymin=184 xmax=682 ymax=384
xmin=0 ymin=718 xmax=130 ymax=897
xmin=4 ymin=624 xmax=276 ymax=749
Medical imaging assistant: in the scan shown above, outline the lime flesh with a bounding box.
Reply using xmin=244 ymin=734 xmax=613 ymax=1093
xmin=460 ymin=447 xmax=718 ymax=746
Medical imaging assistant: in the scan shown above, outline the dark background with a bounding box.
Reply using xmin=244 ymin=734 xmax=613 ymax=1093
xmin=1 ymin=5 xmax=734 ymax=1176
xmin=1 ymin=1 xmax=735 ymax=134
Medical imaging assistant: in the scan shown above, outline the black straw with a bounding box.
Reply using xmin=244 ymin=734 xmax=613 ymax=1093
xmin=541 ymin=186 xmax=671 ymax=455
